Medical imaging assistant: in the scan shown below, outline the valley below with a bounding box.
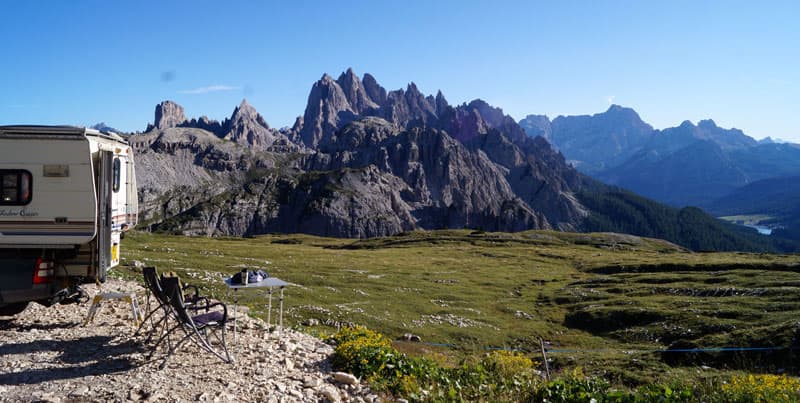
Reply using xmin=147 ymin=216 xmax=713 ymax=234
xmin=118 ymin=229 xmax=800 ymax=386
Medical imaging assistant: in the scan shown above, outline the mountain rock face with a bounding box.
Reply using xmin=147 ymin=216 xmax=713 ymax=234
xmin=148 ymin=101 xmax=187 ymax=131
xmin=221 ymin=99 xmax=285 ymax=150
xmin=362 ymin=73 xmax=387 ymax=105
xmin=184 ymin=116 xmax=224 ymax=135
xmin=527 ymin=105 xmax=654 ymax=173
xmin=518 ymin=115 xmax=552 ymax=142
xmin=128 ymin=69 xmax=785 ymax=252
xmin=337 ymin=68 xmax=379 ymax=115
xmin=522 ymin=105 xmax=800 ymax=207
xmin=300 ymin=71 xmax=450 ymax=148
xmin=134 ymin=69 xmax=589 ymax=237
xmin=310 ymin=119 xmax=546 ymax=232
xmin=300 ymin=74 xmax=358 ymax=148
xmin=141 ymin=99 xmax=301 ymax=152
xmin=129 ymin=127 xmax=281 ymax=227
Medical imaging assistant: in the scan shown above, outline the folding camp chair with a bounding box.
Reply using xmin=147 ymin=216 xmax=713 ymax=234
xmin=135 ymin=267 xmax=208 ymax=343
xmin=153 ymin=276 xmax=232 ymax=369
xmin=135 ymin=267 xmax=171 ymax=342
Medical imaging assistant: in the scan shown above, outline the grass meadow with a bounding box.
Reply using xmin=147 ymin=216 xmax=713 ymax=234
xmin=116 ymin=229 xmax=800 ymax=386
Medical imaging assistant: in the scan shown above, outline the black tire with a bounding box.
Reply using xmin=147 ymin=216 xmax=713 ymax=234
xmin=0 ymin=302 xmax=29 ymax=316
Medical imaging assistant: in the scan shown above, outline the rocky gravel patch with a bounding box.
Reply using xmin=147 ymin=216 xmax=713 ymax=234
xmin=0 ymin=279 xmax=378 ymax=402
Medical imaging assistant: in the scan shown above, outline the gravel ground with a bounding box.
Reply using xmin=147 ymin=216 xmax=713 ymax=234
xmin=0 ymin=279 xmax=377 ymax=402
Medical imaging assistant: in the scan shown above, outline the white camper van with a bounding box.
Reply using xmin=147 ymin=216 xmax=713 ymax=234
xmin=0 ymin=126 xmax=137 ymax=315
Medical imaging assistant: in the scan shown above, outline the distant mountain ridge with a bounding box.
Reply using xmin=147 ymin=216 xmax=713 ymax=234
xmin=704 ymin=176 xmax=800 ymax=241
xmin=127 ymin=69 xmax=792 ymax=252
xmin=520 ymin=106 xmax=800 ymax=207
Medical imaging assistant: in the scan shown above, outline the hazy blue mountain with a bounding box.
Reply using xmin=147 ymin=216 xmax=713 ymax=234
xmin=517 ymin=114 xmax=551 ymax=142
xmin=705 ymin=176 xmax=800 ymax=242
xmin=521 ymin=107 xmax=800 ymax=207
xmin=706 ymin=175 xmax=800 ymax=216
xmin=543 ymin=105 xmax=654 ymax=173
xmin=598 ymin=137 xmax=800 ymax=207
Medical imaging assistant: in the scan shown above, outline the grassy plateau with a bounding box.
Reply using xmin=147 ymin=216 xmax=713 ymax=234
xmin=116 ymin=229 xmax=800 ymax=387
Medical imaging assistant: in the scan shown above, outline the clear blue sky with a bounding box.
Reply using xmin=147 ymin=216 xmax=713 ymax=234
xmin=2 ymin=1 xmax=799 ymax=141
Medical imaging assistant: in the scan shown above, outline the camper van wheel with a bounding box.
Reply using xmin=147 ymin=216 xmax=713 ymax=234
xmin=0 ymin=302 xmax=29 ymax=316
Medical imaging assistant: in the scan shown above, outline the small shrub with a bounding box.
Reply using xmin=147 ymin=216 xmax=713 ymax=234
xmin=531 ymin=369 xmax=610 ymax=403
xmin=396 ymin=374 xmax=421 ymax=397
xmin=330 ymin=326 xmax=394 ymax=378
xmin=633 ymin=384 xmax=695 ymax=402
xmin=329 ymin=326 xmax=542 ymax=401
xmin=482 ymin=350 xmax=536 ymax=379
xmin=719 ymin=374 xmax=800 ymax=403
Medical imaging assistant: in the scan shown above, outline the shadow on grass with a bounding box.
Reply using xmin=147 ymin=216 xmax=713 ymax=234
xmin=0 ymin=335 xmax=145 ymax=385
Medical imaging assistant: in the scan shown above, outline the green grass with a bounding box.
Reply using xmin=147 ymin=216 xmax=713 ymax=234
xmin=116 ymin=229 xmax=800 ymax=386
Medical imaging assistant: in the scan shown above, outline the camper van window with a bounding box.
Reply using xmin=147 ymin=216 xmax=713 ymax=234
xmin=0 ymin=170 xmax=32 ymax=205
xmin=112 ymin=158 xmax=121 ymax=193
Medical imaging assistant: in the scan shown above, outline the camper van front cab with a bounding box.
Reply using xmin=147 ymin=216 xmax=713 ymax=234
xmin=0 ymin=126 xmax=138 ymax=316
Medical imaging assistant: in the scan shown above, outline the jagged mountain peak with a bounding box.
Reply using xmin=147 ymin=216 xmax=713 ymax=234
xmin=335 ymin=68 xmax=379 ymax=115
xmin=521 ymin=114 xmax=551 ymax=123
xmin=336 ymin=67 xmax=358 ymax=83
xmin=231 ymin=98 xmax=257 ymax=116
xmin=300 ymin=72 xmax=357 ymax=147
xmin=434 ymin=90 xmax=450 ymax=115
xmin=606 ymin=104 xmax=632 ymax=113
xmin=697 ymin=119 xmax=717 ymax=129
xmin=291 ymin=116 xmax=303 ymax=132
xmin=518 ymin=115 xmax=553 ymax=142
xmin=230 ymin=98 xmax=268 ymax=129
xmin=465 ymin=99 xmax=507 ymax=127
xmin=539 ymin=105 xmax=655 ymax=174
xmin=297 ymin=71 xmax=556 ymax=153
xmin=362 ymin=73 xmax=387 ymax=105
xmin=602 ymin=104 xmax=646 ymax=120
xmin=149 ymin=100 xmax=187 ymax=131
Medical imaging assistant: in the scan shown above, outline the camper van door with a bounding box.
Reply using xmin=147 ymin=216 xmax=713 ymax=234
xmin=96 ymin=150 xmax=113 ymax=282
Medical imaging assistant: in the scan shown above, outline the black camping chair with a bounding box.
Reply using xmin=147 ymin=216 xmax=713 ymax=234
xmin=152 ymin=276 xmax=232 ymax=369
xmin=135 ymin=267 xmax=170 ymax=342
xmin=135 ymin=267 xmax=208 ymax=344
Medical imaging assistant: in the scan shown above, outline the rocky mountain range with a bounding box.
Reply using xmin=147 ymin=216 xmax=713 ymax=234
xmin=520 ymin=106 xmax=800 ymax=207
xmin=128 ymin=69 xmax=790 ymax=252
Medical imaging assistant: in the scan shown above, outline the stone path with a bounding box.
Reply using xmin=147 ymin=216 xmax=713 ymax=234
xmin=0 ymin=279 xmax=377 ymax=402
